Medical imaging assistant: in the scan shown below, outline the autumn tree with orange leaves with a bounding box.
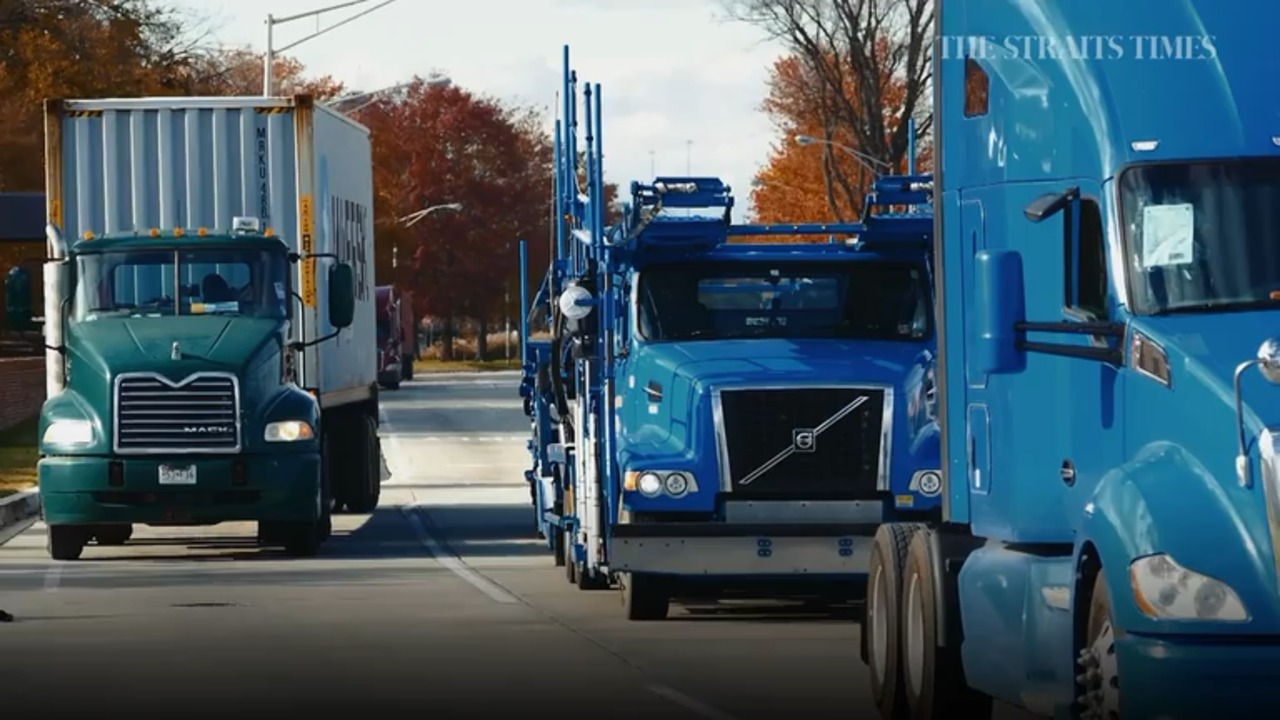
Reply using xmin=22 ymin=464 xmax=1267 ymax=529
xmin=359 ymin=81 xmax=568 ymax=361
xmin=727 ymin=0 xmax=934 ymax=225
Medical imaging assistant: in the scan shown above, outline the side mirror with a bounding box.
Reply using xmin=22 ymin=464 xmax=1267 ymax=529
xmin=328 ymin=263 xmax=355 ymax=329
xmin=5 ymin=266 xmax=33 ymax=332
xmin=973 ymin=249 xmax=1026 ymax=375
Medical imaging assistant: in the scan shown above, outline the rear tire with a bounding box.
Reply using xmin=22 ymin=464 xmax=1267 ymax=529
xmin=621 ymin=572 xmax=669 ymax=621
xmin=93 ymin=524 xmax=133 ymax=546
xmin=47 ymin=525 xmax=87 ymax=561
xmin=343 ymin=414 xmax=382 ymax=514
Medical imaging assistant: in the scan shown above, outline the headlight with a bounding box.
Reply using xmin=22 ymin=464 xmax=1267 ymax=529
xmin=1129 ymin=553 xmax=1249 ymax=622
xmin=42 ymin=419 xmax=93 ymax=446
xmin=664 ymin=472 xmax=690 ymax=497
xmin=263 ymin=420 xmax=315 ymax=442
xmin=637 ymin=472 xmax=663 ymax=496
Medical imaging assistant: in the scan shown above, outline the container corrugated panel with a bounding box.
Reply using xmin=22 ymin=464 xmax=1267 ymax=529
xmin=48 ymin=96 xmax=377 ymax=398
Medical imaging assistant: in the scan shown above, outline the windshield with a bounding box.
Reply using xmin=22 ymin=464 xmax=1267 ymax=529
xmin=73 ymin=247 xmax=289 ymax=321
xmin=1119 ymin=158 xmax=1280 ymax=315
xmin=637 ymin=260 xmax=930 ymax=342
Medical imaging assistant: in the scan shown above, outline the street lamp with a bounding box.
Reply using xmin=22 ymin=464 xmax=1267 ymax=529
xmin=398 ymin=203 xmax=463 ymax=229
xmin=751 ymin=178 xmax=805 ymax=194
xmin=794 ymin=135 xmax=890 ymax=175
xmin=329 ymin=75 xmax=451 ymax=115
xmin=264 ymin=0 xmax=401 ymax=96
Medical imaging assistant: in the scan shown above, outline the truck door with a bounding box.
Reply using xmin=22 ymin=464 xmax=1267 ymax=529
xmin=965 ymin=181 xmax=1124 ymax=543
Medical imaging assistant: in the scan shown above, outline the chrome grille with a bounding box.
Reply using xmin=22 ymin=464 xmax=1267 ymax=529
xmin=113 ymin=373 xmax=240 ymax=453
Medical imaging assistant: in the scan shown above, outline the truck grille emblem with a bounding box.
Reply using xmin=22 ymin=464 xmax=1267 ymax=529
xmin=171 ymin=342 xmax=182 ymax=361
xmin=738 ymin=395 xmax=868 ymax=486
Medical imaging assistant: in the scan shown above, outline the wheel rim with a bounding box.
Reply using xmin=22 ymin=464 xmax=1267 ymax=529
xmin=904 ymin=572 xmax=925 ymax=699
xmin=1079 ymin=619 xmax=1120 ymax=720
xmin=869 ymin=564 xmax=889 ymax=685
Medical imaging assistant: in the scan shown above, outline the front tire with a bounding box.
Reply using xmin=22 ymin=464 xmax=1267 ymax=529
xmin=47 ymin=525 xmax=87 ymax=561
xmin=282 ymin=521 xmax=321 ymax=557
xmin=93 ymin=524 xmax=133 ymax=546
xmin=621 ymin=572 xmax=669 ymax=621
xmin=865 ymin=523 xmax=926 ymax=719
xmin=1077 ymin=570 xmax=1120 ymax=719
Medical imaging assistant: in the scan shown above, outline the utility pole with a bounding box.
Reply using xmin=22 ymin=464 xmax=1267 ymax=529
xmin=686 ymin=140 xmax=692 ymax=174
xmin=649 ymin=150 xmax=655 ymax=177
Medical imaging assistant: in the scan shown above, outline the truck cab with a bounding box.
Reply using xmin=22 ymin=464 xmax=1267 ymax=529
xmin=861 ymin=2 xmax=1280 ymax=718
xmin=375 ymin=285 xmax=404 ymax=389
xmin=4 ymin=217 xmax=356 ymax=560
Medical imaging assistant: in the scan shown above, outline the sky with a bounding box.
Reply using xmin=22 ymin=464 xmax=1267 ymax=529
xmin=170 ymin=0 xmax=791 ymax=222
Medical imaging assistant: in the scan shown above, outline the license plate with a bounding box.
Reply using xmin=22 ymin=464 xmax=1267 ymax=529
xmin=158 ymin=464 xmax=197 ymax=485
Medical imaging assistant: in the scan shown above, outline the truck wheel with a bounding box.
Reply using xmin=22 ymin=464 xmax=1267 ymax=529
xmin=621 ymin=572 xmax=669 ymax=621
xmin=565 ymin=529 xmax=579 ymax=584
xmin=1077 ymin=570 xmax=1120 ymax=719
xmin=577 ymin=562 xmax=611 ymax=590
xmin=552 ymin=521 xmax=567 ymax=567
xmin=282 ymin=521 xmax=321 ymax=557
xmin=864 ymin=523 xmax=926 ymax=719
xmin=900 ymin=532 xmax=991 ymax=719
xmin=93 ymin=524 xmax=133 ymax=546
xmin=257 ymin=522 xmax=287 ymax=546
xmin=343 ymin=414 xmax=382 ymax=513
xmin=47 ymin=525 xmax=87 ymax=561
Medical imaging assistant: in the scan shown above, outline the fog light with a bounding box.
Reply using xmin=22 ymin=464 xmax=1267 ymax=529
xmin=664 ymin=472 xmax=690 ymax=497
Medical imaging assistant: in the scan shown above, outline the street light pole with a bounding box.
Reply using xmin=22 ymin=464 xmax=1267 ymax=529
xmin=794 ymin=135 xmax=890 ymax=175
xmin=263 ymin=0 xmax=400 ymax=96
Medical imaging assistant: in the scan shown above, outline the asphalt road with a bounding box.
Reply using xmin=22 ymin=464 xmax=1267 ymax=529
xmin=0 ymin=371 xmax=874 ymax=719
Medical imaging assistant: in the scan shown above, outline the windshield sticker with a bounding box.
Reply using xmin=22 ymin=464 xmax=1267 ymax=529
xmin=1141 ymin=204 xmax=1195 ymax=267
xmin=190 ymin=301 xmax=238 ymax=315
xmin=274 ymin=281 xmax=285 ymax=300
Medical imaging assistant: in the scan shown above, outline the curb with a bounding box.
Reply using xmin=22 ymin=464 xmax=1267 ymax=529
xmin=0 ymin=488 xmax=40 ymax=533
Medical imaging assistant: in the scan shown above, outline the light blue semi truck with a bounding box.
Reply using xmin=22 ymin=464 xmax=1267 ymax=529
xmin=863 ymin=1 xmax=1280 ymax=718
xmin=517 ymin=46 xmax=945 ymax=620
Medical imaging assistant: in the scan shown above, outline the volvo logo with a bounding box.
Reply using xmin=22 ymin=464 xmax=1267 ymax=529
xmin=792 ymin=429 xmax=816 ymax=453
xmin=183 ymin=426 xmax=232 ymax=434
xmin=738 ymin=395 xmax=869 ymax=486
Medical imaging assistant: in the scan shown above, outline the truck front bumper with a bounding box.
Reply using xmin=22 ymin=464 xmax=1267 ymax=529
xmin=38 ymin=453 xmax=321 ymax=525
xmin=1114 ymin=632 xmax=1280 ymax=718
xmin=608 ymin=522 xmax=880 ymax=578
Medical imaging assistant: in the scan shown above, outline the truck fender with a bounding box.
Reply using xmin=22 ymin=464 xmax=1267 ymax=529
xmin=1077 ymin=440 xmax=1270 ymax=634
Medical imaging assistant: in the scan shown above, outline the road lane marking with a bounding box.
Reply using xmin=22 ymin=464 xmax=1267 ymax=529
xmin=43 ymin=564 xmax=62 ymax=591
xmin=648 ymin=684 xmax=742 ymax=720
xmin=400 ymin=505 xmax=519 ymax=604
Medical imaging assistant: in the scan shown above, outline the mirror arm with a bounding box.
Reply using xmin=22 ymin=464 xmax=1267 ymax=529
xmin=289 ymin=329 xmax=341 ymax=352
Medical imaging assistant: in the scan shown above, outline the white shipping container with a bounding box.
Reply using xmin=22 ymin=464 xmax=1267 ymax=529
xmin=45 ymin=95 xmax=377 ymax=402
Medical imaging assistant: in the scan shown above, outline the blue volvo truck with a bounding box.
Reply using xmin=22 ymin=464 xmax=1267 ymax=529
xmin=516 ymin=46 xmax=944 ymax=621
xmin=864 ymin=1 xmax=1280 ymax=717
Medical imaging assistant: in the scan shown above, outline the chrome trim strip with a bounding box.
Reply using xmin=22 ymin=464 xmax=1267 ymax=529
xmin=111 ymin=371 xmax=242 ymax=455
xmin=712 ymin=383 xmax=895 ymax=493
xmin=1255 ymin=429 xmax=1280 ymax=589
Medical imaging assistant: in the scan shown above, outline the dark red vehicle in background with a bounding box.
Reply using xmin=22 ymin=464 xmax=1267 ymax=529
xmin=375 ymin=285 xmax=416 ymax=389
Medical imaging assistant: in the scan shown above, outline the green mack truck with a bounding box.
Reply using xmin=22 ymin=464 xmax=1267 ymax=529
xmin=3 ymin=95 xmax=383 ymax=560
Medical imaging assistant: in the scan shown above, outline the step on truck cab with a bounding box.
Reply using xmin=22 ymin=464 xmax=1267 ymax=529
xmin=517 ymin=46 xmax=944 ymax=621
xmin=864 ymin=1 xmax=1280 ymax=718
xmin=2 ymin=95 xmax=383 ymax=561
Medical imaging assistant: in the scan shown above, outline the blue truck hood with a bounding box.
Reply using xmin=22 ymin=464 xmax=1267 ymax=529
xmin=617 ymin=338 xmax=937 ymax=484
xmin=634 ymin=337 xmax=924 ymax=388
